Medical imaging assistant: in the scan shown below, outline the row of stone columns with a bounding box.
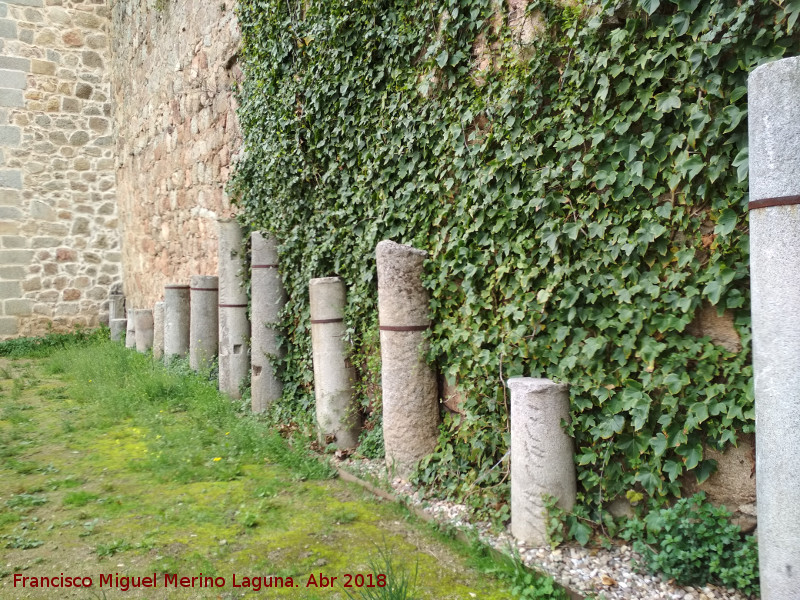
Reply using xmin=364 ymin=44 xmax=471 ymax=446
xmin=108 ymin=231 xmax=577 ymax=549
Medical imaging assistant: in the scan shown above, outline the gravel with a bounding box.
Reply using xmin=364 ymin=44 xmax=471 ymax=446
xmin=335 ymin=456 xmax=753 ymax=600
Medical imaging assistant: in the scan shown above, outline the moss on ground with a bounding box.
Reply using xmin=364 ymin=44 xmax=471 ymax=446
xmin=0 ymin=344 xmax=516 ymax=599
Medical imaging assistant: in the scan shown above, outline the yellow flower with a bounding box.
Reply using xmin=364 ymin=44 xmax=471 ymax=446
xmin=212 ymin=457 xmax=222 ymax=462
xmin=225 ymin=432 xmax=230 ymax=436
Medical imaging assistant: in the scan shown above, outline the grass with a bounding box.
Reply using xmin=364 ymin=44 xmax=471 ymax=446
xmin=0 ymin=332 xmax=558 ymax=599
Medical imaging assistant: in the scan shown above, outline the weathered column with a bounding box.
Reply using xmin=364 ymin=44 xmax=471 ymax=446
xmin=125 ymin=308 xmax=136 ymax=349
xmin=153 ymin=302 xmax=165 ymax=361
xmin=164 ymin=284 xmax=190 ymax=361
xmin=110 ymin=318 xmax=127 ymax=342
xmin=507 ymin=378 xmax=576 ymax=546
xmin=108 ymin=293 xmax=125 ymax=321
xmin=251 ymin=232 xmax=286 ymax=413
xmin=218 ymin=220 xmax=250 ymax=398
xmin=134 ymin=309 xmax=154 ymax=353
xmin=376 ymin=240 xmax=439 ymax=477
xmin=190 ymin=275 xmax=219 ymax=371
xmin=310 ymin=277 xmax=361 ymax=448
xmin=748 ymin=55 xmax=800 ymax=599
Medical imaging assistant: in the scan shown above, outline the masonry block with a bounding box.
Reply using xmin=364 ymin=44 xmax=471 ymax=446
xmin=0 ymin=70 xmax=24 ymax=89
xmin=0 ymin=56 xmax=29 ymax=71
xmin=0 ymin=18 xmax=16 ymax=39
xmin=0 ymin=316 xmax=17 ymax=335
xmin=0 ymin=89 xmax=23 ymax=108
xmin=0 ymin=279 xmax=20 ymax=298
xmin=5 ymin=298 xmax=32 ymax=316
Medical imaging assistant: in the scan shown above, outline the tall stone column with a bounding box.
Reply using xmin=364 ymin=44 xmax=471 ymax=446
xmin=748 ymin=55 xmax=800 ymax=599
xmin=250 ymin=232 xmax=286 ymax=413
xmin=310 ymin=277 xmax=361 ymax=449
xmin=190 ymin=276 xmax=219 ymax=371
xmin=507 ymin=378 xmax=576 ymax=547
xmin=218 ymin=220 xmax=250 ymax=398
xmin=110 ymin=318 xmax=126 ymax=342
xmin=134 ymin=309 xmax=154 ymax=353
xmin=376 ymin=240 xmax=439 ymax=477
xmin=153 ymin=302 xmax=165 ymax=361
xmin=164 ymin=284 xmax=190 ymax=361
xmin=125 ymin=308 xmax=136 ymax=349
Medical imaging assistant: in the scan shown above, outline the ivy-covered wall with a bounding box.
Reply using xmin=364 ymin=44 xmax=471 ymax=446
xmin=231 ymin=0 xmax=800 ymax=528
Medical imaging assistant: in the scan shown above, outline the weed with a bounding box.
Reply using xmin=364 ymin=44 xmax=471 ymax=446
xmin=5 ymin=493 xmax=48 ymax=509
xmin=330 ymin=508 xmax=358 ymax=525
xmin=95 ymin=539 xmax=132 ymax=557
xmin=2 ymin=534 xmax=44 ymax=549
xmin=343 ymin=545 xmax=417 ymax=600
xmin=63 ymin=491 xmax=100 ymax=507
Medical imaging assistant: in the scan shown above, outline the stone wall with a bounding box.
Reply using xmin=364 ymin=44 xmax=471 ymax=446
xmin=0 ymin=0 xmax=121 ymax=338
xmin=110 ymin=0 xmax=241 ymax=310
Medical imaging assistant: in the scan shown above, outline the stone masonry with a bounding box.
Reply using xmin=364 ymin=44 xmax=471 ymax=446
xmin=110 ymin=0 xmax=241 ymax=309
xmin=0 ymin=0 xmax=121 ymax=338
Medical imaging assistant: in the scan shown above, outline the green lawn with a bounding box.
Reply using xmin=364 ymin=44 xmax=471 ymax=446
xmin=0 ymin=335 xmax=563 ymax=599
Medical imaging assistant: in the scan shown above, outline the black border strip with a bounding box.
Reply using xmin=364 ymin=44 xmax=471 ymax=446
xmin=311 ymin=318 xmax=344 ymax=324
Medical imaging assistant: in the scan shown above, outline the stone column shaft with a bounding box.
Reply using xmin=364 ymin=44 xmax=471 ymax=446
xmin=108 ymin=293 xmax=125 ymax=321
xmin=164 ymin=284 xmax=190 ymax=360
xmin=190 ymin=275 xmax=219 ymax=371
xmin=125 ymin=308 xmax=136 ymax=349
xmin=110 ymin=318 xmax=126 ymax=342
xmin=508 ymin=377 xmax=576 ymax=547
xmin=376 ymin=240 xmax=439 ymax=477
xmin=153 ymin=302 xmax=165 ymax=361
xmin=250 ymin=232 xmax=286 ymax=413
xmin=310 ymin=277 xmax=361 ymax=449
xmin=748 ymin=55 xmax=800 ymax=599
xmin=218 ymin=220 xmax=250 ymax=398
xmin=134 ymin=309 xmax=154 ymax=353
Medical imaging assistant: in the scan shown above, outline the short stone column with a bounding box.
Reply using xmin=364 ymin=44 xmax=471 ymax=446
xmin=110 ymin=318 xmax=127 ymax=342
xmin=250 ymin=232 xmax=286 ymax=413
xmin=164 ymin=284 xmax=190 ymax=361
xmin=310 ymin=277 xmax=361 ymax=448
xmin=507 ymin=378 xmax=576 ymax=547
xmin=376 ymin=240 xmax=439 ymax=477
xmin=748 ymin=55 xmax=800 ymax=599
xmin=108 ymin=293 xmax=124 ymax=321
xmin=153 ymin=302 xmax=165 ymax=361
xmin=190 ymin=275 xmax=219 ymax=371
xmin=218 ymin=220 xmax=250 ymax=398
xmin=125 ymin=308 xmax=136 ymax=349
xmin=134 ymin=309 xmax=154 ymax=353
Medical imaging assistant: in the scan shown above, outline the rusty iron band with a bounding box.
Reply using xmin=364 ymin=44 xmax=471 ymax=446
xmin=165 ymin=285 xmax=190 ymax=289
xmin=190 ymin=287 xmax=219 ymax=292
xmin=749 ymin=194 xmax=800 ymax=211
xmin=252 ymin=264 xmax=279 ymax=269
xmin=379 ymin=324 xmax=431 ymax=332
xmin=219 ymin=303 xmax=247 ymax=308
xmin=311 ymin=318 xmax=344 ymax=324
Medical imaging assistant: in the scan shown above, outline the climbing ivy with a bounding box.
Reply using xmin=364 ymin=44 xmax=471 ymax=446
xmin=231 ymin=0 xmax=800 ymax=526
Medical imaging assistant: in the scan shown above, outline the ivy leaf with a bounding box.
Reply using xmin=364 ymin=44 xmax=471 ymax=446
xmin=714 ymin=208 xmax=737 ymax=237
xmin=672 ymin=13 xmax=690 ymax=36
xmin=651 ymin=434 xmax=669 ymax=457
xmin=663 ymin=460 xmax=683 ymax=481
xmin=639 ymin=0 xmax=661 ymax=15
xmin=655 ymin=92 xmax=681 ymax=113
xmin=436 ymin=50 xmax=448 ymax=68
xmin=694 ymin=459 xmax=718 ymax=484
xmin=637 ymin=471 xmax=661 ymax=495
xmin=732 ymin=147 xmax=748 ymax=183
xmin=569 ymin=519 xmax=592 ymax=546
